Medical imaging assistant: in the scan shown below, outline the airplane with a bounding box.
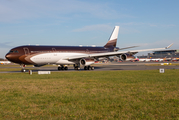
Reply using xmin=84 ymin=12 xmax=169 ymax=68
xmin=150 ymin=58 xmax=164 ymax=62
xmin=5 ymin=26 xmax=173 ymax=72
xmin=138 ymin=58 xmax=151 ymax=62
xmin=0 ymin=61 xmax=11 ymax=65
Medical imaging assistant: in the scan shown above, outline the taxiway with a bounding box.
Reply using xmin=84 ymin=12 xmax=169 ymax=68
xmin=0 ymin=62 xmax=179 ymax=73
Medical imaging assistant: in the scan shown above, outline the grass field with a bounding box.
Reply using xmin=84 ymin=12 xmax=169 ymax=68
xmin=0 ymin=69 xmax=179 ymax=119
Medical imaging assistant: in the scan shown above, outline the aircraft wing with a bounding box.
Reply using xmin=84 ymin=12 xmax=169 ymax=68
xmin=118 ymin=45 xmax=139 ymax=50
xmin=64 ymin=43 xmax=173 ymax=60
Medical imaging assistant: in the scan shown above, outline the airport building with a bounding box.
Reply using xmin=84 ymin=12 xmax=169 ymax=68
xmin=148 ymin=49 xmax=179 ymax=58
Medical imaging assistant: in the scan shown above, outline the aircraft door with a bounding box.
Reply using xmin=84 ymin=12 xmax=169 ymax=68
xmin=23 ymin=47 xmax=30 ymax=56
xmin=86 ymin=49 xmax=89 ymax=54
xmin=52 ymin=48 xmax=57 ymax=56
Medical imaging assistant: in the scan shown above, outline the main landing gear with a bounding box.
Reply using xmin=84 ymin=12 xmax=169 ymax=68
xmin=58 ymin=65 xmax=68 ymax=71
xmin=74 ymin=64 xmax=80 ymax=70
xmin=57 ymin=64 xmax=94 ymax=71
xmin=84 ymin=66 xmax=94 ymax=70
xmin=73 ymin=64 xmax=94 ymax=71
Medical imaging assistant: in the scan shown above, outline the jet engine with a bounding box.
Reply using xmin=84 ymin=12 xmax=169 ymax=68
xmin=119 ymin=54 xmax=127 ymax=61
xmin=80 ymin=58 xmax=94 ymax=66
xmin=118 ymin=53 xmax=136 ymax=61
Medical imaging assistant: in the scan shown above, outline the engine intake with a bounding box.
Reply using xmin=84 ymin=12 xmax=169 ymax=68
xmin=119 ymin=54 xmax=127 ymax=61
xmin=80 ymin=59 xmax=86 ymax=66
xmin=80 ymin=58 xmax=94 ymax=66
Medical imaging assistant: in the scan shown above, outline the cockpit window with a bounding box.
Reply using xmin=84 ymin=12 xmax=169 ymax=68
xmin=9 ymin=50 xmax=14 ymax=53
xmin=9 ymin=50 xmax=19 ymax=53
xmin=14 ymin=50 xmax=19 ymax=53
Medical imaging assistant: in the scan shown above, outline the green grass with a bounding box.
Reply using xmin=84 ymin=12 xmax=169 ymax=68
xmin=0 ymin=70 xmax=179 ymax=119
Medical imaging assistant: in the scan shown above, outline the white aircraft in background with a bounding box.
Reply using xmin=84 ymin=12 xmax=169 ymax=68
xmin=0 ymin=61 xmax=11 ymax=65
xmin=150 ymin=58 xmax=164 ymax=62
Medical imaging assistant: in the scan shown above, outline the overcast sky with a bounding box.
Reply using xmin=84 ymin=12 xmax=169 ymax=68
xmin=0 ymin=0 xmax=179 ymax=58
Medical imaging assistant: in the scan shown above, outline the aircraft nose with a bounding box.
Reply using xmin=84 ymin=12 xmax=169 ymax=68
xmin=5 ymin=53 xmax=14 ymax=61
xmin=5 ymin=53 xmax=21 ymax=64
xmin=5 ymin=54 xmax=10 ymax=60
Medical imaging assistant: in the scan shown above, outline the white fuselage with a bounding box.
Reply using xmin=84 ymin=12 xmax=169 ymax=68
xmin=30 ymin=52 xmax=88 ymax=65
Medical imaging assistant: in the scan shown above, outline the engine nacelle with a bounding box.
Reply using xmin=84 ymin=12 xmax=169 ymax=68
xmin=118 ymin=54 xmax=136 ymax=61
xmin=80 ymin=58 xmax=94 ymax=66
xmin=119 ymin=54 xmax=127 ymax=61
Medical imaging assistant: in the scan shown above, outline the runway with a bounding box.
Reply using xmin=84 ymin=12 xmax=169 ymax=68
xmin=0 ymin=62 xmax=179 ymax=73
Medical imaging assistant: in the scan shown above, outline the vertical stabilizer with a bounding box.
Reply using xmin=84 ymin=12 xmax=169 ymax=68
xmin=104 ymin=26 xmax=119 ymax=48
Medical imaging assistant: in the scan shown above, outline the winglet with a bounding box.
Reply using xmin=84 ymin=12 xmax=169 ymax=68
xmin=166 ymin=43 xmax=173 ymax=49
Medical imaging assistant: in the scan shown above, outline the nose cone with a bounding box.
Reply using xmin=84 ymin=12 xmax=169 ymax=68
xmin=5 ymin=54 xmax=11 ymax=60
xmin=5 ymin=53 xmax=14 ymax=62
xmin=5 ymin=53 xmax=21 ymax=63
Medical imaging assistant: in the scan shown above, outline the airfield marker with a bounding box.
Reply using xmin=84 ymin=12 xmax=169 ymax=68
xmin=29 ymin=70 xmax=32 ymax=75
xmin=38 ymin=71 xmax=51 ymax=74
xmin=159 ymin=68 xmax=165 ymax=73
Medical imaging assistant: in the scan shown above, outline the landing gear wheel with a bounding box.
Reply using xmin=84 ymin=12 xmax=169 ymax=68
xmin=64 ymin=66 xmax=68 ymax=70
xmin=84 ymin=66 xmax=87 ymax=70
xmin=58 ymin=67 xmax=61 ymax=70
xmin=91 ymin=66 xmax=94 ymax=70
xmin=21 ymin=69 xmax=26 ymax=72
xmin=58 ymin=65 xmax=68 ymax=71
xmin=75 ymin=67 xmax=80 ymax=70
xmin=87 ymin=66 xmax=91 ymax=70
xmin=20 ymin=64 xmax=26 ymax=72
xmin=74 ymin=64 xmax=80 ymax=70
xmin=84 ymin=66 xmax=94 ymax=70
xmin=61 ymin=66 xmax=64 ymax=70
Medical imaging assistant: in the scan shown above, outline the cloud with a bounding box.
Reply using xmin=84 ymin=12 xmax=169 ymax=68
xmin=0 ymin=42 xmax=13 ymax=48
xmin=0 ymin=0 xmax=128 ymax=23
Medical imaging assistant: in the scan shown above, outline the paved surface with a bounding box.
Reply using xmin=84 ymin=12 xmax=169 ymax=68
xmin=0 ymin=62 xmax=179 ymax=73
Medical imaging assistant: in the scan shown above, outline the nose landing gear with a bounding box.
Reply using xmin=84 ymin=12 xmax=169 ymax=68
xmin=21 ymin=64 xmax=26 ymax=72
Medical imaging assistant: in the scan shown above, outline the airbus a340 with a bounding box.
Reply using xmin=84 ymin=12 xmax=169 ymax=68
xmin=5 ymin=26 xmax=173 ymax=72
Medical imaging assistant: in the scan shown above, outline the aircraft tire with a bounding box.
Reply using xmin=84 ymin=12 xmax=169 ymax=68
xmin=74 ymin=67 xmax=77 ymax=70
xmin=84 ymin=66 xmax=87 ymax=70
xmin=61 ymin=67 xmax=64 ymax=70
xmin=64 ymin=67 xmax=68 ymax=70
xmin=58 ymin=67 xmax=61 ymax=70
xmin=87 ymin=66 xmax=91 ymax=70
xmin=91 ymin=66 xmax=94 ymax=70
xmin=21 ymin=69 xmax=26 ymax=72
